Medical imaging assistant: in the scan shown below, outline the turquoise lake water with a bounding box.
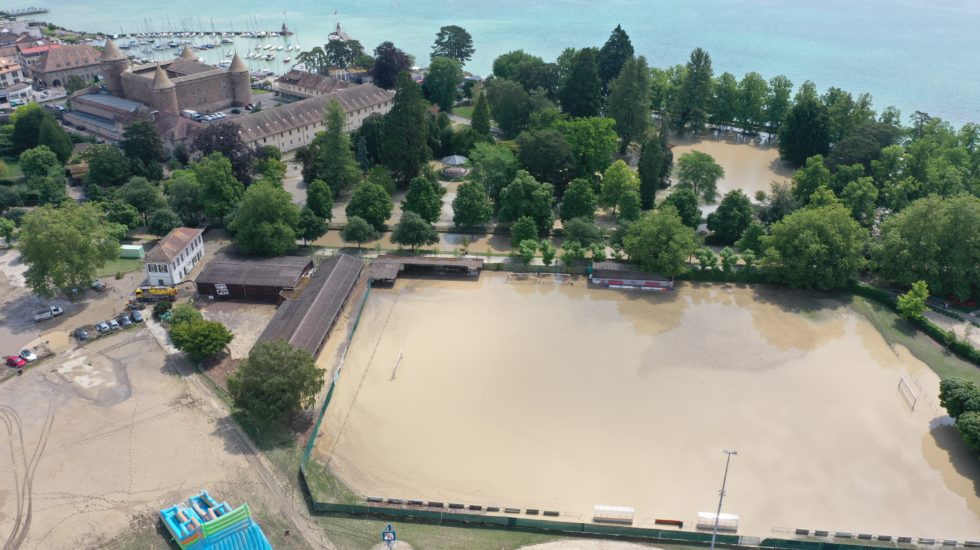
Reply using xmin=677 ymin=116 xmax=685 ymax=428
xmin=34 ymin=0 xmax=980 ymax=125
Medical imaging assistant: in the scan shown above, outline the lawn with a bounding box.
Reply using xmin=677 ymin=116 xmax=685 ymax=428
xmin=96 ymin=257 xmax=144 ymax=278
xmin=451 ymin=105 xmax=474 ymax=119
xmin=1 ymin=157 xmax=22 ymax=181
xmin=251 ymin=88 xmax=272 ymax=94
xmin=850 ymin=295 xmax=980 ymax=384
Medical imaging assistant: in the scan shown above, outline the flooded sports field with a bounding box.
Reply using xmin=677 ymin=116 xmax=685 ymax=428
xmin=313 ymin=274 xmax=980 ymax=539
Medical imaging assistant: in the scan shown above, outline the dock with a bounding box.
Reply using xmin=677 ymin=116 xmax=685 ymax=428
xmin=369 ymin=256 xmax=484 ymax=286
xmin=0 ymin=7 xmax=48 ymax=18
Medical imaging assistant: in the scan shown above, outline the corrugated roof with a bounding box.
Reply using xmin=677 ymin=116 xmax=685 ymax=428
xmin=196 ymin=254 xmax=313 ymax=288
xmin=256 ymin=254 xmax=363 ymax=355
xmin=75 ymin=92 xmax=144 ymax=113
xmin=234 ymin=84 xmax=394 ymax=143
xmin=145 ymin=227 xmax=203 ymax=263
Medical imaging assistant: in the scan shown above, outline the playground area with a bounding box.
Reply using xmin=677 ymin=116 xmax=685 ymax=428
xmin=312 ymin=274 xmax=980 ymax=540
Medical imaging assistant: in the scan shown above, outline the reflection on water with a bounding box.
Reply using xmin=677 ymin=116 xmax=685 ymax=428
xmin=924 ymin=423 xmax=980 ymax=517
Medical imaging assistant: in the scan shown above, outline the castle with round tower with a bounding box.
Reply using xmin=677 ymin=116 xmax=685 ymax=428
xmin=99 ymin=39 xmax=250 ymax=114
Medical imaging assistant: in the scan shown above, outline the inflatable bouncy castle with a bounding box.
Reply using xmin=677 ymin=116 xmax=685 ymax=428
xmin=159 ymin=490 xmax=272 ymax=549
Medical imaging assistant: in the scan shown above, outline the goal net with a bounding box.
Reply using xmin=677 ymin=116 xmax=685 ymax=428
xmin=898 ymin=376 xmax=918 ymax=411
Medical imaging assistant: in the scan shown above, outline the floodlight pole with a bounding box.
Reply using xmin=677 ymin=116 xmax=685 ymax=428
xmin=710 ymin=449 xmax=738 ymax=550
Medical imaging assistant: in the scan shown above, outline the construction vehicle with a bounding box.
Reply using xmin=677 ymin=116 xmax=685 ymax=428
xmin=135 ymin=285 xmax=178 ymax=302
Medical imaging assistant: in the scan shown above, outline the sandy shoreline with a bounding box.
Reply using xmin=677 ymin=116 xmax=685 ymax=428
xmin=314 ymin=275 xmax=980 ymax=539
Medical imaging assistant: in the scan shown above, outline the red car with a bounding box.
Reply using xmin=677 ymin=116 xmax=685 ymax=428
xmin=6 ymin=355 xmax=27 ymax=368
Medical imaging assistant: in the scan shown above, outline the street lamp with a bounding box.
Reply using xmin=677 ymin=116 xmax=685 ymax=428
xmin=710 ymin=449 xmax=738 ymax=550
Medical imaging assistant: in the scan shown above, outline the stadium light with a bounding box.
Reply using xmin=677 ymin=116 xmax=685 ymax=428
xmin=710 ymin=449 xmax=737 ymax=550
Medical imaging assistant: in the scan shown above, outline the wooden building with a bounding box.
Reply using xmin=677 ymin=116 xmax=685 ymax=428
xmin=195 ymin=254 xmax=314 ymax=302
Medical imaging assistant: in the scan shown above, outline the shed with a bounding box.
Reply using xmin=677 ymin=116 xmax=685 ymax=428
xmin=195 ymin=254 xmax=314 ymax=302
xmin=255 ymin=254 xmax=363 ymax=356
xmin=589 ymin=261 xmax=673 ymax=291
xmin=119 ymin=244 xmax=145 ymax=259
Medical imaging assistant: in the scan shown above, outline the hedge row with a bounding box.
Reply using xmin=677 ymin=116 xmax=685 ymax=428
xmin=850 ymin=282 xmax=980 ymax=367
xmin=676 ymin=267 xmax=772 ymax=284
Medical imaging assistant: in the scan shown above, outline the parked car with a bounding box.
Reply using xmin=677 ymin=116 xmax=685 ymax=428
xmin=117 ymin=314 xmax=132 ymax=327
xmin=95 ymin=322 xmax=111 ymax=334
xmin=91 ymin=280 xmax=107 ymax=291
xmin=6 ymin=356 xmax=27 ymax=368
xmin=74 ymin=328 xmax=90 ymax=341
xmin=108 ymin=319 xmax=120 ymax=331
xmin=19 ymin=349 xmax=37 ymax=362
xmin=130 ymin=310 xmax=144 ymax=323
xmin=34 ymin=306 xmax=64 ymax=322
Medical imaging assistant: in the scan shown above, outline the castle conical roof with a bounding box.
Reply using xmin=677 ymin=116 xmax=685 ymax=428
xmin=228 ymin=52 xmax=248 ymax=73
xmin=101 ymin=39 xmax=126 ymax=61
xmin=152 ymin=64 xmax=174 ymax=89
xmin=180 ymin=45 xmax=196 ymax=60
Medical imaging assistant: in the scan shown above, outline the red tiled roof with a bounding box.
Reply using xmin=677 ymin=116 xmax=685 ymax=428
xmin=145 ymin=227 xmax=203 ymax=263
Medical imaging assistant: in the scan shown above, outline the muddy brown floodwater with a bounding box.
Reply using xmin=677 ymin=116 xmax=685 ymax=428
xmin=314 ymin=274 xmax=980 ymax=539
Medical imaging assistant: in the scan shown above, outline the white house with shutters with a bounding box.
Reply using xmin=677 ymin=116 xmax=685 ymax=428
xmin=143 ymin=227 xmax=205 ymax=286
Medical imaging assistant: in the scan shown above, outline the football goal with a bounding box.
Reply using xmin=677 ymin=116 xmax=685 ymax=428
xmin=898 ymin=376 xmax=918 ymax=411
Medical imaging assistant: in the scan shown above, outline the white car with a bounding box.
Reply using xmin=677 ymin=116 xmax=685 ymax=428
xmin=19 ymin=349 xmax=37 ymax=362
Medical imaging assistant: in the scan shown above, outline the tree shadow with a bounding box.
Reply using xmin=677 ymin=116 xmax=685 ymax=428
xmin=928 ymin=421 xmax=980 ymax=499
xmin=747 ymin=284 xmax=846 ymax=315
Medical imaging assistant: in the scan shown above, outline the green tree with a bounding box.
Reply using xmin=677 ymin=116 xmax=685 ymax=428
xmin=371 ymin=41 xmax=411 ymax=90
xmin=345 ymin=181 xmax=393 ymax=230
xmin=672 ymin=48 xmax=714 ymax=134
xmin=600 ymin=160 xmax=639 ymax=214
xmin=64 ymin=74 xmax=89 ymax=94
xmin=306 ymin=179 xmax=334 ymax=220
xmin=170 ymin=319 xmax=233 ymax=364
xmin=20 ymin=145 xmax=60 ymax=180
xmin=516 ymin=128 xmax=576 ymax=189
xmin=660 ymin=188 xmax=702 ymax=228
xmin=762 ymin=203 xmax=867 ymax=290
xmin=471 ymin=89 xmax=491 ymax=139
xmin=0 ymin=217 xmax=15 ymax=246
xmin=340 ymin=216 xmax=379 ymax=249
xmin=719 ymin=247 xmax=738 ymax=273
xmin=510 ymin=215 xmax=538 ymax=248
xmin=559 ymin=177 xmax=597 ymax=222
xmin=778 ymin=96 xmax=831 ymax=167
xmin=737 ymin=72 xmax=769 ymax=130
xmin=189 ymin=122 xmax=257 ymax=184
xmin=391 ymin=211 xmax=438 ymax=251
xmin=518 ymin=239 xmax=537 ymax=265
xmin=710 ymin=72 xmax=739 ymax=125
xmin=104 ymin=200 xmax=141 ymax=230
xmin=121 ymin=119 xmax=164 ymax=173
xmin=165 ymin=170 xmax=203 ymax=225
xmin=637 ymin=130 xmax=672 ymax=209
xmin=677 ymin=151 xmax=724 ymax=203
xmin=117 ymin=176 xmax=166 ymax=224
xmin=808 ymin=185 xmax=841 ymax=208
xmin=597 ymin=25 xmax=634 ymax=92
xmin=323 ymin=39 xmax=365 ymax=69
xmin=11 ymin=103 xmax=46 ymax=153
xmin=897 ymin=280 xmax=929 ymax=320
xmin=230 ymin=182 xmax=301 ymax=256
xmin=381 ymin=73 xmax=429 ymax=186
xmin=148 ymin=208 xmax=181 ymax=237
xmin=841 ymin=176 xmax=878 ymax=226
xmin=486 ymin=79 xmax=531 ymax=138
xmin=402 ymin=175 xmax=445 ymax=224
xmin=696 ymin=247 xmax=718 ymax=270
xmin=561 ymin=240 xmax=587 ymax=263
xmin=169 ymin=303 xmax=203 ymax=326
xmin=431 ymin=25 xmax=475 ymax=64
xmin=26 ymin=166 xmax=67 ymax=205
xmin=85 ymin=143 xmax=132 ymax=188
xmin=497 ymin=170 xmax=554 ymax=231
xmin=17 ymin=202 xmax=119 ymax=297
xmin=38 ymin=116 xmax=71 ymax=163
xmin=736 ymin=220 xmax=766 ymax=253
xmin=759 ymin=181 xmax=800 ymax=225
xmin=741 ymin=249 xmax=757 ymax=271
xmin=559 ymin=47 xmax=601 ymax=118
xmin=193 ymin=153 xmax=244 ymax=222
xmin=791 ymin=155 xmax=832 ymax=203
xmin=563 ymin=216 xmax=603 ymax=246
xmin=956 ymin=412 xmax=980 ymax=455
xmin=540 ymin=239 xmax=556 ymax=266
xmin=765 ymin=75 xmax=794 ymax=132
xmin=423 ymin=57 xmax=463 ymax=112
xmin=618 ymin=189 xmax=641 ymax=221
xmin=873 ymin=194 xmax=980 ymax=300
xmin=452 ymin=181 xmax=492 ymax=229
xmin=606 ymin=55 xmax=650 ymax=153
xmin=939 ymin=379 xmax=980 ymax=419
xmin=312 ymin=100 xmax=362 ymax=195
xmin=297 ymin=207 xmax=328 ymax=245
xmin=623 ymin=207 xmax=699 ymax=275
xmin=706 ymin=190 xmax=753 ymax=244
xmin=555 ymin=117 xmax=619 ymax=179
xmin=469 ymin=142 xmax=519 ymax=203
xmin=227 ymin=340 xmax=325 ymax=425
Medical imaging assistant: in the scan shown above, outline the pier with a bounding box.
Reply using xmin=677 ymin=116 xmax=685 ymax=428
xmin=0 ymin=7 xmax=49 ymax=18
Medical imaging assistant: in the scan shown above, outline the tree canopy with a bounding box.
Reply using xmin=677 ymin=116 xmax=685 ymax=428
xmin=122 ymin=119 xmax=165 ymax=173
xmin=778 ymin=96 xmax=831 ymax=167
xmin=381 ymin=72 xmax=430 ymax=186
xmin=340 ymin=215 xmax=379 ymax=248
xmin=431 ymin=25 xmax=475 ymax=64
xmin=660 ymin=188 xmax=702 ymax=228
xmin=229 ymin=181 xmax=300 ymax=256
xmin=486 ymin=79 xmax=531 ymax=138
xmin=189 ymin=122 xmax=257 ymax=184
xmin=306 ymin=179 xmax=334 ymax=220
xmin=18 ymin=202 xmax=119 ymax=298
xmin=402 ymin=174 xmax=445 ymax=223
xmin=516 ymin=128 xmax=575 ymax=189
xmin=597 ymin=25 xmax=634 ymax=92
xmin=85 ymin=144 xmax=132 ymax=188
xmin=345 ymin=181 xmax=393 ymax=230
xmin=423 ymin=57 xmax=463 ymax=112
xmin=559 ymin=177 xmax=597 ymax=222
xmin=600 ymin=160 xmax=639 ymax=214
xmin=170 ymin=319 xmax=233 ymax=364
xmin=452 ymin=180 xmax=492 ymax=229
xmin=559 ymin=48 xmax=601 ymax=118
xmin=676 ymin=150 xmax=724 ymax=203
xmin=637 ymin=130 xmax=672 ymax=209
xmin=672 ymin=48 xmax=714 ymax=134
xmin=469 ymin=142 xmax=519 ymax=203
xmin=371 ymin=41 xmax=411 ymax=89
xmin=497 ymin=170 xmax=554 ymax=231
xmin=706 ymin=190 xmax=754 ymax=244
xmin=606 ymin=55 xmax=650 ymax=153
xmin=228 ymin=340 xmax=325 ymax=425
xmin=391 ymin=210 xmax=438 ymax=250
xmin=623 ymin=207 xmax=698 ymax=276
